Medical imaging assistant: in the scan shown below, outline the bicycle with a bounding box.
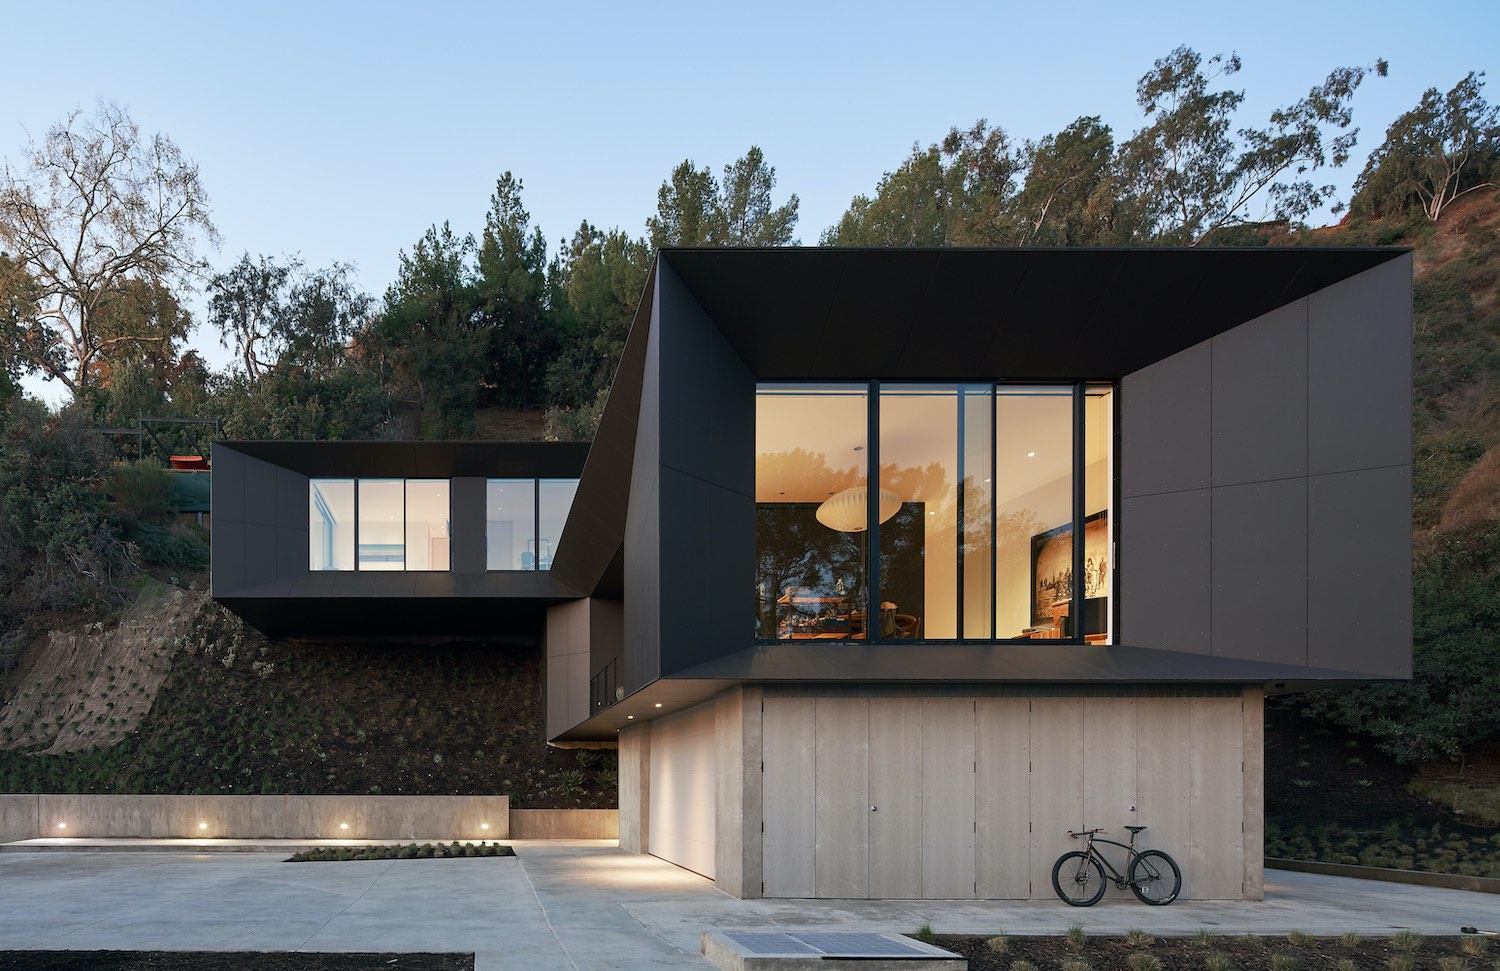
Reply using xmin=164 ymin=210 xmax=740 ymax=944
xmin=1050 ymin=825 xmax=1181 ymax=906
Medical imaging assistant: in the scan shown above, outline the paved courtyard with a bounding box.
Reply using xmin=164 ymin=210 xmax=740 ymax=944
xmin=0 ymin=841 xmax=1493 ymax=970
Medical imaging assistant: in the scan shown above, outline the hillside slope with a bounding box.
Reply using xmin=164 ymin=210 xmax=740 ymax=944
xmin=0 ymin=579 xmax=615 ymax=806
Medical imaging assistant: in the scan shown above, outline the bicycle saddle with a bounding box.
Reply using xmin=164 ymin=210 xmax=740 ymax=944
xmin=1124 ymin=824 xmax=1147 ymax=833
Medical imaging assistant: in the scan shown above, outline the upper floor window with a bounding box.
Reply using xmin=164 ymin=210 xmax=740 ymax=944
xmin=487 ymin=477 xmax=580 ymax=570
xmin=755 ymin=382 xmax=1113 ymax=644
xmin=309 ymin=478 xmax=450 ymax=572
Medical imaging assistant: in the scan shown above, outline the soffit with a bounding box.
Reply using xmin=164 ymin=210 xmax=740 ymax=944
xmin=661 ymin=247 xmax=1408 ymax=381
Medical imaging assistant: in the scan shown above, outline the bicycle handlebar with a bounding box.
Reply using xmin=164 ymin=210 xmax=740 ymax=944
xmin=1067 ymin=828 xmax=1107 ymax=838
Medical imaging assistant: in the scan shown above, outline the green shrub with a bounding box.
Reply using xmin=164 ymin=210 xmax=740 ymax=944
xmin=108 ymin=460 xmax=175 ymax=522
xmin=128 ymin=521 xmax=209 ymax=569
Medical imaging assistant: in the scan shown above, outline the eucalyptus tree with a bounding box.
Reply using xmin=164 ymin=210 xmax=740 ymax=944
xmin=1116 ymin=47 xmax=1388 ymax=244
xmin=1351 ymin=71 xmax=1500 ymax=222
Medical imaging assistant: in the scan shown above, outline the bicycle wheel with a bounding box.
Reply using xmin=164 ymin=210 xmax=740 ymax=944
xmin=1051 ymin=851 xmax=1107 ymax=906
xmin=1128 ymin=849 xmax=1182 ymax=905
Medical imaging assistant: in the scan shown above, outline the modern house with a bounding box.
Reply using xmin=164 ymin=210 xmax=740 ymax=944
xmin=212 ymin=247 xmax=1413 ymax=902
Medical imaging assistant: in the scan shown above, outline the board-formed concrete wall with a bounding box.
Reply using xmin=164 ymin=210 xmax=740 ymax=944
xmin=0 ymin=794 xmax=509 ymax=840
xmin=613 ymin=686 xmax=1263 ymax=900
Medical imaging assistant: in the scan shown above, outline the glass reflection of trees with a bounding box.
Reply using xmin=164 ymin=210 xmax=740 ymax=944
xmin=755 ymin=447 xmax=863 ymax=639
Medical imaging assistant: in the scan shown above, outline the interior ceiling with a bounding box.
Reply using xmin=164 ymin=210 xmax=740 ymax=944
xmin=663 ymin=246 xmax=1407 ymax=382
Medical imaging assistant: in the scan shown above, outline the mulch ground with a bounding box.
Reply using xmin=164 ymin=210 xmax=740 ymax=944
xmin=935 ymin=933 xmax=1498 ymax=970
xmin=0 ymin=955 xmax=471 ymax=971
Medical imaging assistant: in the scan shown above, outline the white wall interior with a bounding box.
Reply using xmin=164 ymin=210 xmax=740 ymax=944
xmin=647 ymin=701 xmax=717 ymax=878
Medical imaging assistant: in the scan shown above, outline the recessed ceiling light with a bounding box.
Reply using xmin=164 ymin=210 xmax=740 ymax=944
xmin=627 ymin=714 xmax=634 ymax=719
xmin=1027 ymin=451 xmax=1036 ymax=458
xmin=654 ymin=703 xmax=663 ymax=708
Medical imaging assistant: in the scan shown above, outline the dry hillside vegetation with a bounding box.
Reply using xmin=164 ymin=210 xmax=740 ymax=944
xmin=0 ymin=581 xmax=192 ymax=754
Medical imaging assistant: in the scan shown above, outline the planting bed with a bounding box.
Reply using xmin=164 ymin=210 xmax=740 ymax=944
xmin=933 ymin=931 xmax=1500 ymax=971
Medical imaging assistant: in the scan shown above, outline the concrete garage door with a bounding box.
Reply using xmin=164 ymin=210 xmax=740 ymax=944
xmin=648 ymin=701 xmax=716 ymax=878
xmin=762 ymin=694 xmax=1247 ymax=900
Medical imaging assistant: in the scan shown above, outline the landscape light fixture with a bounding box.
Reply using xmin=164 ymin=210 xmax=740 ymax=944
xmin=198 ymin=822 xmax=208 ymax=831
xmin=480 ymin=823 xmax=490 ymax=830
xmin=56 ymin=822 xmax=66 ymax=830
xmin=339 ymin=822 xmax=349 ymax=830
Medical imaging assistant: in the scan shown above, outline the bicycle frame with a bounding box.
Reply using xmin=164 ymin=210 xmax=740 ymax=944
xmin=1074 ymin=831 xmax=1144 ymax=889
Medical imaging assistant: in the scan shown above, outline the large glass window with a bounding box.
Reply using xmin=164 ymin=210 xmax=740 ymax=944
xmin=309 ymin=479 xmax=354 ymax=571
xmin=755 ymin=384 xmax=869 ymax=639
xmin=404 ymin=479 xmax=451 ymax=572
xmin=486 ymin=479 xmax=534 ymax=570
xmin=879 ymin=385 xmax=993 ymax=639
xmin=755 ymin=381 xmax=1113 ymax=643
xmin=310 ymin=478 xmax=452 ymax=572
xmin=995 ymin=388 xmax=1074 ymax=639
xmin=485 ymin=477 xmax=579 ymax=570
xmin=538 ymin=479 xmax=580 ymax=571
xmin=357 ymin=479 xmax=405 ymax=571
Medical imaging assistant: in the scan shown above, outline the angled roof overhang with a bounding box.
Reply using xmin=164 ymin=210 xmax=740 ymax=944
xmin=660 ymin=246 xmax=1408 ymax=380
xmin=551 ymin=642 xmax=1398 ymax=742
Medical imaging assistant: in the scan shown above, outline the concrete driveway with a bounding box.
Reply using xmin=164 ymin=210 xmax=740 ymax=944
xmin=0 ymin=841 xmax=1493 ymax=970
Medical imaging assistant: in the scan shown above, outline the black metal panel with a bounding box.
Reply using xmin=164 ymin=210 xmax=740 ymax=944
xmin=1308 ymin=467 xmax=1413 ymax=677
xmin=1212 ymin=300 xmax=1307 ymax=486
xmin=1212 ymin=478 xmax=1309 ymax=665
xmin=245 ymin=456 xmax=278 ymax=527
xmin=213 ymin=521 xmax=245 ymax=595
xmin=623 ymin=277 xmax=663 ymax=691
xmin=1120 ymin=341 xmax=1211 ymax=498
xmin=1308 ymin=257 xmax=1414 ymax=476
xmin=218 ymin=440 xmax=589 ymax=479
xmin=451 ymin=477 xmax=486 ymax=574
xmin=1119 ymin=490 xmax=1212 ymax=653
xmin=212 ymin=443 xmax=246 ymax=523
xmin=655 ymin=262 xmax=757 ymax=677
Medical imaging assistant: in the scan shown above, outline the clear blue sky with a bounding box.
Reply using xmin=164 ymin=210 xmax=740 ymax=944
xmin=7 ymin=0 xmax=1499 ymax=400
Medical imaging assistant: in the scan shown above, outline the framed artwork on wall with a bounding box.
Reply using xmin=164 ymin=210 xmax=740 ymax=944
xmin=1030 ymin=510 xmax=1109 ymax=627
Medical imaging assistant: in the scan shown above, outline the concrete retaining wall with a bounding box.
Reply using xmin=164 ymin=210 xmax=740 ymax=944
xmin=0 ymin=796 xmax=620 ymax=843
xmin=0 ymin=794 xmax=509 ymax=841
xmin=509 ymin=809 xmax=618 ymax=839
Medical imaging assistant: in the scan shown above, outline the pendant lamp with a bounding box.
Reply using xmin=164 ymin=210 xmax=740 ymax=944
xmin=815 ymin=485 xmax=902 ymax=532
